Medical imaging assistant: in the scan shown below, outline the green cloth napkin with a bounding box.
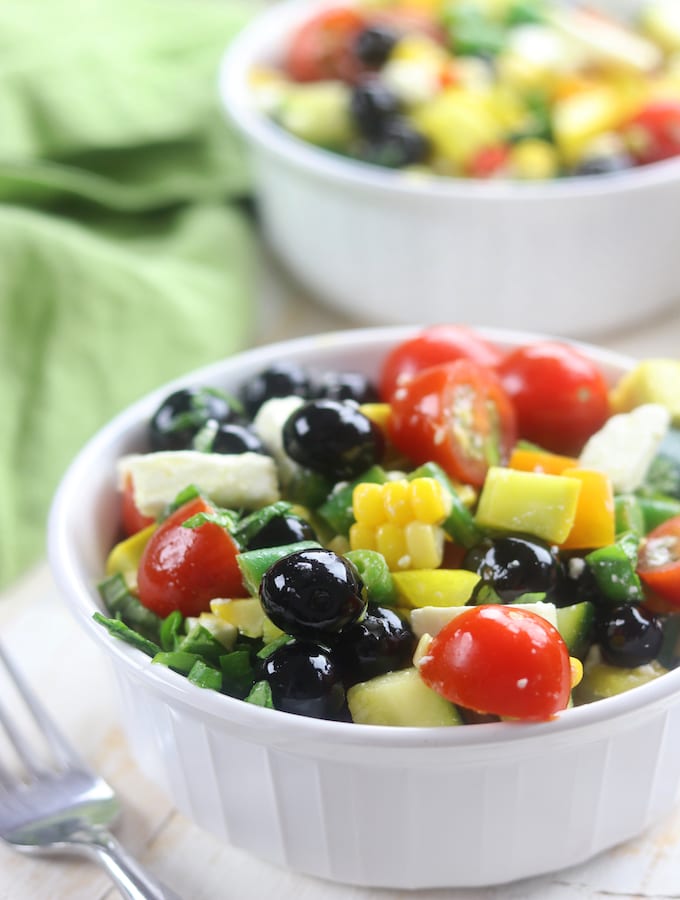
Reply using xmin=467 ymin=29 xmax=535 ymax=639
xmin=0 ymin=0 xmax=261 ymax=588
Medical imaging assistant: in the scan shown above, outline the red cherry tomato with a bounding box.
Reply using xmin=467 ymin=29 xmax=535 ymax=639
xmin=137 ymin=496 xmax=244 ymax=618
xmin=418 ymin=605 xmax=572 ymax=721
xmin=496 ymin=341 xmax=610 ymax=456
xmin=467 ymin=144 xmax=510 ymax=178
xmin=379 ymin=324 xmax=503 ymax=401
xmin=120 ymin=474 xmax=155 ymax=537
xmin=638 ymin=516 xmax=680 ymax=607
xmin=285 ymin=6 xmax=367 ymax=83
xmin=387 ymin=359 xmax=517 ymax=487
xmin=621 ymin=100 xmax=680 ymax=166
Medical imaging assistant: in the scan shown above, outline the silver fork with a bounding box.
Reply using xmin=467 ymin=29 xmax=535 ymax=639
xmin=0 ymin=642 xmax=182 ymax=900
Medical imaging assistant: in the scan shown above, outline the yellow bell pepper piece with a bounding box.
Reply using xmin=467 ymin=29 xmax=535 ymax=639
xmin=413 ymin=88 xmax=503 ymax=169
xmin=609 ymin=359 xmax=680 ymax=425
xmin=552 ymin=85 xmax=642 ymax=165
xmin=559 ymin=468 xmax=615 ymax=551
xmin=475 ymin=467 xmax=581 ymax=544
xmin=105 ymin=523 xmax=156 ymax=592
xmin=392 ymin=569 xmax=480 ymax=608
xmin=210 ymin=597 xmax=265 ymax=638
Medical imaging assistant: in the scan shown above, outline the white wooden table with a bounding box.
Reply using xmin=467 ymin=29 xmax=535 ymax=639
xmin=4 ymin=250 xmax=680 ymax=899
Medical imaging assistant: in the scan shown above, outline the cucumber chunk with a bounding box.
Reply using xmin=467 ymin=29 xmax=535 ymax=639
xmin=347 ymin=668 xmax=463 ymax=727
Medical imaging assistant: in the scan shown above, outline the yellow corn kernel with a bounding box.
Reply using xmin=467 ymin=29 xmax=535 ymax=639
xmin=409 ymin=477 xmax=452 ymax=524
xmin=376 ymin=522 xmax=410 ymax=570
xmin=349 ymin=522 xmax=378 ymax=552
xmin=570 ymin=656 xmax=584 ymax=689
xmin=405 ymin=521 xmax=445 ymax=569
xmin=353 ymin=482 xmax=389 ymax=527
xmin=383 ymin=480 xmax=414 ymax=525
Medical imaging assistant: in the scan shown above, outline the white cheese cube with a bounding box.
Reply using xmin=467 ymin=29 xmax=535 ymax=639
xmin=253 ymin=395 xmax=305 ymax=486
xmin=118 ymin=450 xmax=280 ymax=517
xmin=578 ymin=403 xmax=670 ymax=493
xmin=411 ymin=601 xmax=558 ymax=640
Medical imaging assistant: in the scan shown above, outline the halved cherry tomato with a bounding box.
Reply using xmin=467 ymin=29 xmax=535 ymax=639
xmin=285 ymin=7 xmax=367 ymax=83
xmin=120 ymin=473 xmax=155 ymax=537
xmin=379 ymin=324 xmax=503 ymax=401
xmin=638 ymin=515 xmax=680 ymax=607
xmin=496 ymin=341 xmax=610 ymax=456
xmin=137 ymin=496 xmax=244 ymax=618
xmin=621 ymin=100 xmax=680 ymax=166
xmin=387 ymin=359 xmax=516 ymax=486
xmin=418 ymin=605 xmax=572 ymax=721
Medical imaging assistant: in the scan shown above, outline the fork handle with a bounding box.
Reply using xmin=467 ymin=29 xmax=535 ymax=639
xmin=71 ymin=827 xmax=183 ymax=900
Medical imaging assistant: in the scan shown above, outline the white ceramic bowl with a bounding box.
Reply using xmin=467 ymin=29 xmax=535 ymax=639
xmin=219 ymin=0 xmax=680 ymax=339
xmin=49 ymin=326 xmax=680 ymax=890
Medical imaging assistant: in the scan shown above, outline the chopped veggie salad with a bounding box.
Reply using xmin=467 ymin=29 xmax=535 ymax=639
xmin=96 ymin=326 xmax=680 ymax=725
xmin=251 ymin=0 xmax=680 ymax=179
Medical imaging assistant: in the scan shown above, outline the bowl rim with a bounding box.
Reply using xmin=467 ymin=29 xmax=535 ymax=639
xmin=48 ymin=324 xmax=680 ymax=751
xmin=219 ymin=0 xmax=680 ymax=202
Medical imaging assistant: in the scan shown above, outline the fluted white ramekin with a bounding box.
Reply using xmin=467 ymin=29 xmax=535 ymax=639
xmin=48 ymin=327 xmax=680 ymax=888
xmin=218 ymin=0 xmax=680 ymax=339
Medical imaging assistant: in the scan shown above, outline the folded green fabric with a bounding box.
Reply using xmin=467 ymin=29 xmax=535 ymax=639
xmin=0 ymin=0 xmax=261 ymax=588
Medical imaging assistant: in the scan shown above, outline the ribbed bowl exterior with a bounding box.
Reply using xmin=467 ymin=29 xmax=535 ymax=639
xmin=218 ymin=0 xmax=680 ymax=340
xmin=112 ymin=663 xmax=680 ymax=888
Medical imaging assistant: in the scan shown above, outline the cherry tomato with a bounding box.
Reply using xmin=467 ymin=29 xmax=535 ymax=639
xmin=379 ymin=324 xmax=503 ymax=401
xmin=467 ymin=144 xmax=510 ymax=178
xmin=387 ymin=359 xmax=517 ymax=487
xmin=418 ymin=605 xmax=572 ymax=721
xmin=120 ymin=474 xmax=155 ymax=537
xmin=497 ymin=341 xmax=610 ymax=456
xmin=285 ymin=7 xmax=367 ymax=83
xmin=137 ymin=496 xmax=244 ymax=618
xmin=638 ymin=516 xmax=680 ymax=607
xmin=621 ymin=100 xmax=680 ymax=166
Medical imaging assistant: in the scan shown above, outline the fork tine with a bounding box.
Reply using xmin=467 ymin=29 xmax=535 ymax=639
xmin=0 ymin=643 xmax=82 ymax=773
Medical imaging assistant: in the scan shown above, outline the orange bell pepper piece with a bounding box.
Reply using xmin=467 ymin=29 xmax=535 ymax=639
xmin=508 ymin=447 xmax=579 ymax=476
xmin=560 ymin=467 xmax=615 ymax=550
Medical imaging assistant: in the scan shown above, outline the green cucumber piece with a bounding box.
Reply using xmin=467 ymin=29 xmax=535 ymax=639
xmin=347 ymin=668 xmax=463 ymax=727
xmin=237 ymin=540 xmax=322 ymax=595
xmin=555 ymin=602 xmax=594 ymax=660
xmin=573 ymin=659 xmax=667 ymax=705
xmin=614 ymin=494 xmax=645 ymax=538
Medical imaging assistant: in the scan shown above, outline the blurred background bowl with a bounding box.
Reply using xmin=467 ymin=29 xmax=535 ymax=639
xmin=219 ymin=0 xmax=680 ymax=339
xmin=48 ymin=325 xmax=680 ymax=890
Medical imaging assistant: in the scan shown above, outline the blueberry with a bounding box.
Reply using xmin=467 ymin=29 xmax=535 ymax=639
xmin=258 ymin=640 xmax=346 ymax=720
xmin=355 ymin=117 xmax=430 ymax=169
xmin=259 ymin=548 xmax=367 ymax=639
xmin=314 ymin=370 xmax=380 ymax=405
xmin=208 ymin=422 xmax=268 ymax=455
xmin=351 ymin=79 xmax=401 ymax=138
xmin=332 ymin=604 xmax=416 ymax=686
xmin=463 ymin=536 xmax=564 ymax=604
xmin=246 ymin=514 xmax=318 ymax=551
xmin=597 ymin=605 xmax=664 ymax=668
xmin=282 ymin=399 xmax=384 ymax=481
xmin=239 ymin=362 xmax=312 ymax=418
xmin=354 ymin=25 xmax=398 ymax=68
xmin=149 ymin=387 xmax=241 ymax=452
